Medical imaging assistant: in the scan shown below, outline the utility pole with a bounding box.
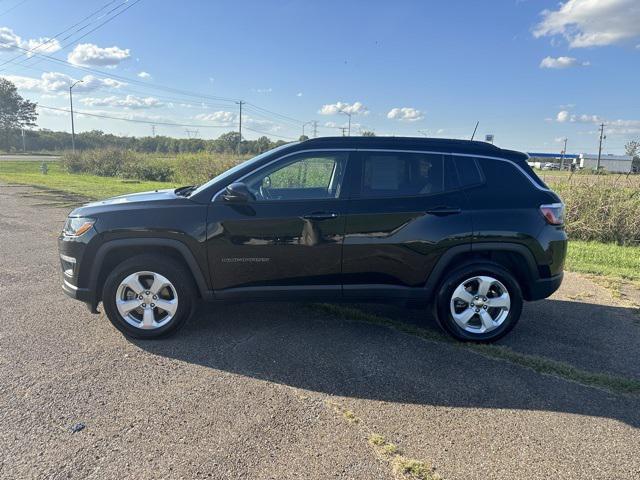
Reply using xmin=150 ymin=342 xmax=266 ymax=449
xmin=69 ymin=80 xmax=83 ymax=153
xmin=312 ymin=121 xmax=318 ymax=138
xmin=339 ymin=109 xmax=352 ymax=136
xmin=236 ymin=100 xmax=245 ymax=154
xmin=418 ymin=129 xmax=429 ymax=137
xmin=339 ymin=127 xmax=347 ymax=137
xmin=151 ymin=124 xmax=156 ymax=137
xmin=560 ymin=137 xmax=567 ymax=170
xmin=302 ymin=121 xmax=313 ymax=138
xmin=21 ymin=128 xmax=26 ymax=152
xmin=596 ymin=123 xmax=605 ymax=171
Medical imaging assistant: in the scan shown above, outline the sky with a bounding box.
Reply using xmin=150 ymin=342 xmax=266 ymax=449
xmin=1 ymin=0 xmax=639 ymax=154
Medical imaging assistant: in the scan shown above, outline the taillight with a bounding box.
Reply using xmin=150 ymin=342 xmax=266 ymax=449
xmin=540 ymin=203 xmax=564 ymax=225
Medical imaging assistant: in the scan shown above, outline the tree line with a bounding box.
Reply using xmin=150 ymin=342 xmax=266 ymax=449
xmin=1 ymin=78 xmax=290 ymax=155
xmin=5 ymin=128 xmax=289 ymax=155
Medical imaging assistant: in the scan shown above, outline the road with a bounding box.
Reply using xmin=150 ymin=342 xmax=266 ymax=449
xmin=0 ymin=154 xmax=60 ymax=162
xmin=1 ymin=184 xmax=638 ymax=480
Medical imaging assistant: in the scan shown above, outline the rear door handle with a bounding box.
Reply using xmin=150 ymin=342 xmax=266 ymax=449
xmin=425 ymin=206 xmax=461 ymax=216
xmin=302 ymin=212 xmax=339 ymax=221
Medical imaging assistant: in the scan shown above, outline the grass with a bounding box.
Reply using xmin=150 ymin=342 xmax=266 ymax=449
xmin=327 ymin=400 xmax=442 ymax=480
xmin=0 ymin=161 xmax=179 ymax=200
xmin=566 ymin=241 xmax=640 ymax=282
xmin=310 ymin=304 xmax=640 ymax=395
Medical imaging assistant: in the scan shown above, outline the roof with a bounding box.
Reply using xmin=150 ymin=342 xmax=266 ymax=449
xmin=579 ymin=153 xmax=632 ymax=161
xmin=300 ymin=136 xmax=527 ymax=161
xmin=527 ymin=152 xmax=579 ymax=159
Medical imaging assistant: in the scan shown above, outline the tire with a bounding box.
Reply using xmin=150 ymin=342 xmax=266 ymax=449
xmin=434 ymin=262 xmax=523 ymax=342
xmin=102 ymin=254 xmax=196 ymax=339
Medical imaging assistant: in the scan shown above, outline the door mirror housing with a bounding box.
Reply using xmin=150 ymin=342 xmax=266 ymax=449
xmin=222 ymin=182 xmax=254 ymax=203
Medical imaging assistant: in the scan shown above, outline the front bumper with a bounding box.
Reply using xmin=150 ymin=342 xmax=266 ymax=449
xmin=528 ymin=271 xmax=563 ymax=301
xmin=58 ymin=231 xmax=99 ymax=312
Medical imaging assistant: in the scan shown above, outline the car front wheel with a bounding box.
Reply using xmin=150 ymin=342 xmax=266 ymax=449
xmin=435 ymin=263 xmax=523 ymax=342
xmin=102 ymin=254 xmax=195 ymax=339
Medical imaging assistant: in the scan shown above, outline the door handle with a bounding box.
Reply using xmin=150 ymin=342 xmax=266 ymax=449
xmin=302 ymin=212 xmax=339 ymax=221
xmin=425 ymin=206 xmax=461 ymax=216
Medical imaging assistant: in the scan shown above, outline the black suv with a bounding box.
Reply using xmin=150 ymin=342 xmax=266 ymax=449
xmin=59 ymin=137 xmax=566 ymax=342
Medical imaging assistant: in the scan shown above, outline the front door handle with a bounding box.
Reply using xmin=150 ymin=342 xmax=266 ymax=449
xmin=302 ymin=212 xmax=339 ymax=221
xmin=425 ymin=206 xmax=461 ymax=216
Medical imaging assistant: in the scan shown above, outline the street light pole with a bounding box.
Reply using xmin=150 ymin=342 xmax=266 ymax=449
xmin=69 ymin=80 xmax=83 ymax=153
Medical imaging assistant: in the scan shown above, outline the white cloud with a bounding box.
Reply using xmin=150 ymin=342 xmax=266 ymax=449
xmin=296 ymin=92 xmax=303 ymax=97
xmin=553 ymin=109 xmax=640 ymax=134
xmin=195 ymin=111 xmax=237 ymax=125
xmin=252 ymin=87 xmax=272 ymax=94
xmin=556 ymin=110 xmax=601 ymax=123
xmin=539 ymin=56 xmax=589 ymax=68
xmin=2 ymin=72 xmax=125 ymax=93
xmin=137 ymin=71 xmax=151 ymax=79
xmin=534 ymin=0 xmax=640 ymax=48
xmin=319 ymin=101 xmax=368 ymax=115
xmin=67 ymin=43 xmax=130 ymax=67
xmin=386 ymin=107 xmax=424 ymax=122
xmin=80 ymin=95 xmax=163 ymax=109
xmin=0 ymin=27 xmax=61 ymax=55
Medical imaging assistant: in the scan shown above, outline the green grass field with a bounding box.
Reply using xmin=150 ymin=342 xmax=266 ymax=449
xmin=2 ymin=160 xmax=638 ymax=282
xmin=0 ymin=161 xmax=179 ymax=199
xmin=566 ymin=241 xmax=640 ymax=282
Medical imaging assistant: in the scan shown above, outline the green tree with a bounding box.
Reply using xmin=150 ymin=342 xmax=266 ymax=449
xmin=625 ymin=140 xmax=640 ymax=172
xmin=0 ymin=78 xmax=37 ymax=151
xmin=361 ymin=130 xmax=376 ymax=136
xmin=299 ymin=135 xmax=309 ymax=141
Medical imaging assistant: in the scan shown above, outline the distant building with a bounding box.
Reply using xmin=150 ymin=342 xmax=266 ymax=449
xmin=527 ymin=152 xmax=578 ymax=169
xmin=577 ymin=154 xmax=633 ymax=173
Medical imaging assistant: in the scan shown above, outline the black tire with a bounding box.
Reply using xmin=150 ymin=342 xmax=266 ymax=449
xmin=434 ymin=262 xmax=523 ymax=342
xmin=102 ymin=254 xmax=196 ymax=339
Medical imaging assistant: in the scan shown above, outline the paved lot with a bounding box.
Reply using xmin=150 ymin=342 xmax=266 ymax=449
xmin=1 ymin=184 xmax=639 ymax=479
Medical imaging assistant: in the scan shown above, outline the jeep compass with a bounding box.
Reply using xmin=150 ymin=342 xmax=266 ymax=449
xmin=59 ymin=137 xmax=567 ymax=342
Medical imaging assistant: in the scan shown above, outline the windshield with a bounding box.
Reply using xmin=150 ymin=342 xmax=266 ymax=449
xmin=189 ymin=143 xmax=296 ymax=197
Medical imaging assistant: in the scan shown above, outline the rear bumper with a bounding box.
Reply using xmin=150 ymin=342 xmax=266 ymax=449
xmin=528 ymin=271 xmax=563 ymax=301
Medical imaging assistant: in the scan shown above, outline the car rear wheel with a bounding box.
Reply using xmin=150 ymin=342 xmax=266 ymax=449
xmin=435 ymin=263 xmax=523 ymax=342
xmin=102 ymin=254 xmax=195 ymax=339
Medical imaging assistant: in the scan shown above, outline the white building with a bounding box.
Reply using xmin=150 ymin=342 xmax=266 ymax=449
xmin=576 ymin=153 xmax=633 ymax=173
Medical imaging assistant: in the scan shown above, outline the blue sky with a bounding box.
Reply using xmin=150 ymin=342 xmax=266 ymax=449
xmin=1 ymin=0 xmax=639 ymax=153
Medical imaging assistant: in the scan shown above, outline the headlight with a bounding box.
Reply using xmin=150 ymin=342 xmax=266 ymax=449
xmin=63 ymin=217 xmax=95 ymax=237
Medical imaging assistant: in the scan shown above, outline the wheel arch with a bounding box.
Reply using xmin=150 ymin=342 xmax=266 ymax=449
xmin=88 ymin=238 xmax=211 ymax=309
xmin=426 ymin=242 xmax=540 ymax=301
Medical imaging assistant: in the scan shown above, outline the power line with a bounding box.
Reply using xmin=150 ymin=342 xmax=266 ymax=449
xmin=19 ymin=0 xmax=143 ymax=71
xmin=37 ymin=105 xmax=235 ymax=129
xmin=0 ymin=0 xmax=121 ymax=68
xmin=0 ymin=0 xmax=29 ymax=17
xmin=243 ymin=125 xmax=295 ymax=141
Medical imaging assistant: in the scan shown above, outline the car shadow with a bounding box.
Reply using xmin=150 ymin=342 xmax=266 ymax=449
xmin=134 ymin=299 xmax=640 ymax=428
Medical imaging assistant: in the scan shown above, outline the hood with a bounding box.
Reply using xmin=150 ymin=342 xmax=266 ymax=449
xmin=69 ymin=188 xmax=184 ymax=217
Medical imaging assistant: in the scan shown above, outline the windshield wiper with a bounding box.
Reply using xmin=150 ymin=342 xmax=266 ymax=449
xmin=174 ymin=185 xmax=198 ymax=196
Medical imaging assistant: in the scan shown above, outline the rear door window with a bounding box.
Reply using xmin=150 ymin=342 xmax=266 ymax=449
xmin=453 ymin=156 xmax=483 ymax=188
xmin=360 ymin=152 xmax=445 ymax=198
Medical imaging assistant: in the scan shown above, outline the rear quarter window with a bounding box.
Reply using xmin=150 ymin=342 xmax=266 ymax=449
xmin=474 ymin=157 xmax=544 ymax=206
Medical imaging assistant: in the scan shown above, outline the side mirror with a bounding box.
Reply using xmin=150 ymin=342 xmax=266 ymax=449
xmin=222 ymin=182 xmax=254 ymax=203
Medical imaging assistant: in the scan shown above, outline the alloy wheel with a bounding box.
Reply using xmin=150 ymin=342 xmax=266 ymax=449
xmin=115 ymin=271 xmax=178 ymax=330
xmin=449 ymin=275 xmax=511 ymax=334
